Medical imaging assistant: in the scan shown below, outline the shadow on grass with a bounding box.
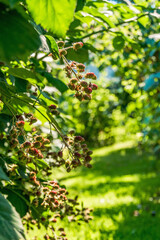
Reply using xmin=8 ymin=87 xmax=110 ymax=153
xmin=59 ymin=145 xmax=160 ymax=240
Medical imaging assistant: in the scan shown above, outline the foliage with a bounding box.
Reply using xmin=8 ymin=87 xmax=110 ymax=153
xmin=1 ymin=0 xmax=160 ymax=239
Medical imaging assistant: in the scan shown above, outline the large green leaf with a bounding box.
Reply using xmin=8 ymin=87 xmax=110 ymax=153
xmin=8 ymin=68 xmax=39 ymax=85
xmin=66 ymin=47 xmax=89 ymax=63
xmin=0 ymin=193 xmax=26 ymax=240
xmin=2 ymin=189 xmax=28 ymax=218
xmin=43 ymin=72 xmax=68 ymax=93
xmin=26 ymin=0 xmax=77 ymax=38
xmin=0 ymin=3 xmax=41 ymax=63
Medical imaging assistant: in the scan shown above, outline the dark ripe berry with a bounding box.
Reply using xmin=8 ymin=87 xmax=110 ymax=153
xmin=41 ymin=217 xmax=46 ymax=222
xmin=75 ymin=93 xmax=83 ymax=101
xmin=36 ymin=191 xmax=41 ymax=196
xmin=81 ymin=144 xmax=87 ymax=148
xmin=58 ymin=151 xmax=63 ymax=158
xmin=29 ymin=117 xmax=37 ymax=125
xmin=91 ymin=83 xmax=98 ymax=90
xmin=16 ymin=121 xmax=25 ymax=128
xmin=87 ymin=150 xmax=93 ymax=155
xmin=86 ymin=163 xmax=92 ymax=168
xmin=83 ymin=93 xmax=92 ymax=100
xmin=59 ymin=49 xmax=67 ymax=56
xmin=63 ymin=135 xmax=69 ymax=141
xmin=85 ymin=156 xmax=92 ymax=161
xmin=74 ymin=143 xmax=80 ymax=149
xmin=80 ymin=81 xmax=88 ymax=87
xmin=23 ymin=141 xmax=31 ymax=149
xmin=54 ymin=199 xmax=59 ymax=205
xmin=59 ymin=228 xmax=64 ymax=231
xmin=69 ymin=129 xmax=75 ymax=135
xmin=43 ymin=139 xmax=50 ymax=145
xmin=68 ymin=83 xmax=75 ymax=90
xmin=74 ymin=136 xmax=84 ymax=142
xmin=74 ymin=152 xmax=81 ymax=158
xmin=51 ymin=109 xmax=59 ymax=115
xmin=57 ymin=41 xmax=65 ymax=48
xmin=85 ymin=72 xmax=97 ymax=80
xmin=83 ymin=147 xmax=89 ymax=153
xmin=66 ymin=167 xmax=71 ymax=172
xmin=33 ymin=141 xmax=41 ymax=148
xmin=35 ymin=135 xmax=43 ymax=142
xmin=70 ymin=78 xmax=78 ymax=84
xmin=49 ymin=104 xmax=57 ymax=110
xmin=73 ymin=42 xmax=83 ymax=50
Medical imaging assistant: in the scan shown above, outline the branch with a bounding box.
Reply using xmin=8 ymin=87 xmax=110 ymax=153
xmin=71 ymin=13 xmax=149 ymax=41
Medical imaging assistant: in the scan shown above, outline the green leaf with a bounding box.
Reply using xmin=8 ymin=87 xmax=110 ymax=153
xmin=0 ymin=167 xmax=10 ymax=181
xmin=26 ymin=0 xmax=77 ymax=38
xmin=45 ymin=35 xmax=59 ymax=59
xmin=8 ymin=68 xmax=38 ymax=85
xmin=83 ymin=6 xmax=116 ymax=28
xmin=43 ymin=72 xmax=68 ymax=93
xmin=36 ymin=159 xmax=49 ymax=168
xmin=15 ymin=77 xmax=28 ymax=93
xmin=66 ymin=48 xmax=89 ymax=63
xmin=0 ymin=192 xmax=26 ymax=240
xmin=113 ymin=35 xmax=125 ymax=50
xmin=0 ymin=3 xmax=41 ymax=63
xmin=3 ymin=190 xmax=28 ymax=218
xmin=75 ymin=0 xmax=86 ymax=12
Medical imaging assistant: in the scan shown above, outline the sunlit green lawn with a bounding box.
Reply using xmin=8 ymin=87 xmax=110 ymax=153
xmin=28 ymin=140 xmax=160 ymax=240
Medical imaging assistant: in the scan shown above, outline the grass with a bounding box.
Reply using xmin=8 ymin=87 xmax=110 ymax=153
xmin=28 ymin=140 xmax=160 ymax=240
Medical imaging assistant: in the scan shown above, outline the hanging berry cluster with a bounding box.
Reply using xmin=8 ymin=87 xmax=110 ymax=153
xmin=57 ymin=41 xmax=98 ymax=101
xmin=2 ymin=114 xmax=93 ymax=240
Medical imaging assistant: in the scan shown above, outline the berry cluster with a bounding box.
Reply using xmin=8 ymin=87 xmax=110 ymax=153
xmin=47 ymin=131 xmax=93 ymax=171
xmin=57 ymin=41 xmax=98 ymax=101
xmin=2 ymin=113 xmax=93 ymax=240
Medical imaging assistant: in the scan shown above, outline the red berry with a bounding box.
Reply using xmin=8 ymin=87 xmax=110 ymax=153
xmin=49 ymin=104 xmax=57 ymax=110
xmin=85 ymin=72 xmax=97 ymax=80
xmin=16 ymin=121 xmax=25 ymax=128
xmin=91 ymin=83 xmax=98 ymax=90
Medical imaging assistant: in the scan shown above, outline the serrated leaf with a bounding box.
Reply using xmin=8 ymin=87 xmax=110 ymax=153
xmin=26 ymin=0 xmax=77 ymax=38
xmin=0 ymin=193 xmax=26 ymax=240
xmin=0 ymin=3 xmax=41 ymax=63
